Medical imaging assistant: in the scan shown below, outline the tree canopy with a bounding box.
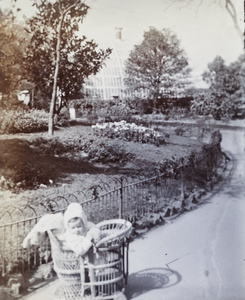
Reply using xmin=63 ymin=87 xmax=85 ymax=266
xmin=124 ymin=27 xmax=191 ymax=101
xmin=23 ymin=0 xmax=111 ymax=134
xmin=191 ymin=55 xmax=245 ymax=119
xmin=0 ymin=9 xmax=28 ymax=99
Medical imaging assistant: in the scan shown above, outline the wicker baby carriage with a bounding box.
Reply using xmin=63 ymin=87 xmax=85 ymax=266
xmin=48 ymin=219 xmax=132 ymax=300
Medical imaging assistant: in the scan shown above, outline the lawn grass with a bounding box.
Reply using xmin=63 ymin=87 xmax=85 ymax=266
xmin=0 ymin=121 xmax=206 ymax=209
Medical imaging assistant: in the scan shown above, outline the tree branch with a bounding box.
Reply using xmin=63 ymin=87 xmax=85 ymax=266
xmin=225 ymin=0 xmax=243 ymax=39
xmin=165 ymin=0 xmax=243 ymax=40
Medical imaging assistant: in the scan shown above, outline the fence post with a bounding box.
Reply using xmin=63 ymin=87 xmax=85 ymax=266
xmin=180 ymin=167 xmax=184 ymax=201
xmin=2 ymin=226 xmax=6 ymax=277
xmin=119 ymin=177 xmax=123 ymax=219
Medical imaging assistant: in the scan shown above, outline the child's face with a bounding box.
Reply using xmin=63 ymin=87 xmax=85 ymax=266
xmin=68 ymin=218 xmax=85 ymax=235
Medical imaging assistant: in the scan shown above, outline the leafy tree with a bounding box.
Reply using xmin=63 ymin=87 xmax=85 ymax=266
xmin=0 ymin=9 xmax=27 ymax=100
xmin=23 ymin=0 xmax=111 ymax=135
xmin=124 ymin=27 xmax=191 ymax=106
xmin=191 ymin=55 xmax=245 ymax=119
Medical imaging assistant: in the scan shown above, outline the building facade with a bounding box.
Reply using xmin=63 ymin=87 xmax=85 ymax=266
xmin=84 ymin=28 xmax=134 ymax=100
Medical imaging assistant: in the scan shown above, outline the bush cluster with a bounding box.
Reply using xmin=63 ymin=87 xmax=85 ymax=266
xmin=31 ymin=137 xmax=82 ymax=155
xmin=0 ymin=134 xmax=134 ymax=190
xmin=87 ymin=140 xmax=134 ymax=164
xmin=12 ymin=162 xmax=52 ymax=189
xmin=92 ymin=120 xmax=166 ymax=146
xmin=31 ymin=135 xmax=133 ymax=165
xmin=0 ymin=108 xmax=70 ymax=134
xmin=0 ymin=108 xmax=49 ymax=134
xmin=175 ymin=126 xmax=185 ymax=136
xmin=97 ymin=100 xmax=133 ymax=123
xmin=1 ymin=160 xmax=54 ymax=190
xmin=73 ymin=97 xmax=192 ymax=122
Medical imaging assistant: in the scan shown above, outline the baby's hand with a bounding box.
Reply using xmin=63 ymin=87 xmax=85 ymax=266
xmin=86 ymin=227 xmax=101 ymax=243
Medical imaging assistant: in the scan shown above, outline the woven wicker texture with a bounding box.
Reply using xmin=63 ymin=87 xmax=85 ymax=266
xmin=95 ymin=219 xmax=132 ymax=250
xmin=48 ymin=219 xmax=131 ymax=300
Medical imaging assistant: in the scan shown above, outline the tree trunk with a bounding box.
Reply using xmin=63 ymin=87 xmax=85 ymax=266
xmin=48 ymin=14 xmax=64 ymax=136
xmin=48 ymin=1 xmax=82 ymax=135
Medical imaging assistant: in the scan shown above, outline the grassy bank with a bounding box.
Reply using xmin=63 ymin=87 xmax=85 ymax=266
xmin=0 ymin=121 xmax=208 ymax=208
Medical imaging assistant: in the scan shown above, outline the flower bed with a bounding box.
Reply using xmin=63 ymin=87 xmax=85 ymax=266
xmin=92 ymin=120 xmax=166 ymax=146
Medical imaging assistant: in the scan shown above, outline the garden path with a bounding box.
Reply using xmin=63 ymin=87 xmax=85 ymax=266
xmin=20 ymin=127 xmax=245 ymax=300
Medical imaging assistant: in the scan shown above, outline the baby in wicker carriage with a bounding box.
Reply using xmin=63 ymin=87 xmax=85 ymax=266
xmin=22 ymin=204 xmax=130 ymax=299
xmin=62 ymin=203 xmax=101 ymax=256
xmin=23 ymin=203 xmax=101 ymax=257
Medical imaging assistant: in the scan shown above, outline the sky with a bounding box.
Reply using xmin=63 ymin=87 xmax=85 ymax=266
xmin=80 ymin=0 xmax=243 ymax=87
xmin=1 ymin=0 xmax=243 ymax=87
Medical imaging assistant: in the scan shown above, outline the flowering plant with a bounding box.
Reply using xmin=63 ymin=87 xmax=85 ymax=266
xmin=92 ymin=120 xmax=166 ymax=146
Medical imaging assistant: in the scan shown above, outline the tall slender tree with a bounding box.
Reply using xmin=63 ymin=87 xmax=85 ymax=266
xmin=24 ymin=0 xmax=111 ymax=135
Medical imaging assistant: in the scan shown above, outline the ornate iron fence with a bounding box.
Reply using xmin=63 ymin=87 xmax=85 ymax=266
xmin=0 ymin=142 xmax=225 ymax=281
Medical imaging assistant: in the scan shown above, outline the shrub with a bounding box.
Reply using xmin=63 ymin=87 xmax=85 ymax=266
xmin=0 ymin=108 xmax=49 ymax=134
xmin=0 ymin=108 xmax=70 ymax=134
xmin=175 ymin=126 xmax=185 ymax=136
xmin=11 ymin=162 xmax=51 ymax=188
xmin=95 ymin=100 xmax=133 ymax=122
xmin=87 ymin=140 xmax=134 ymax=164
xmin=31 ymin=137 xmax=81 ymax=155
xmin=210 ymin=130 xmax=222 ymax=145
xmin=55 ymin=110 xmax=70 ymax=127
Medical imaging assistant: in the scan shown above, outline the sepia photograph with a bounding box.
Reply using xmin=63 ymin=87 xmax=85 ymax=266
xmin=0 ymin=0 xmax=244 ymax=299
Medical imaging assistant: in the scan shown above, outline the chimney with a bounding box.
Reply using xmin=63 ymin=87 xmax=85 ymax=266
xmin=115 ymin=27 xmax=122 ymax=40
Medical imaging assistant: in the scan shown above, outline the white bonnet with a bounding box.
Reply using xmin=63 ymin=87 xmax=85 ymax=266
xmin=63 ymin=203 xmax=88 ymax=230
